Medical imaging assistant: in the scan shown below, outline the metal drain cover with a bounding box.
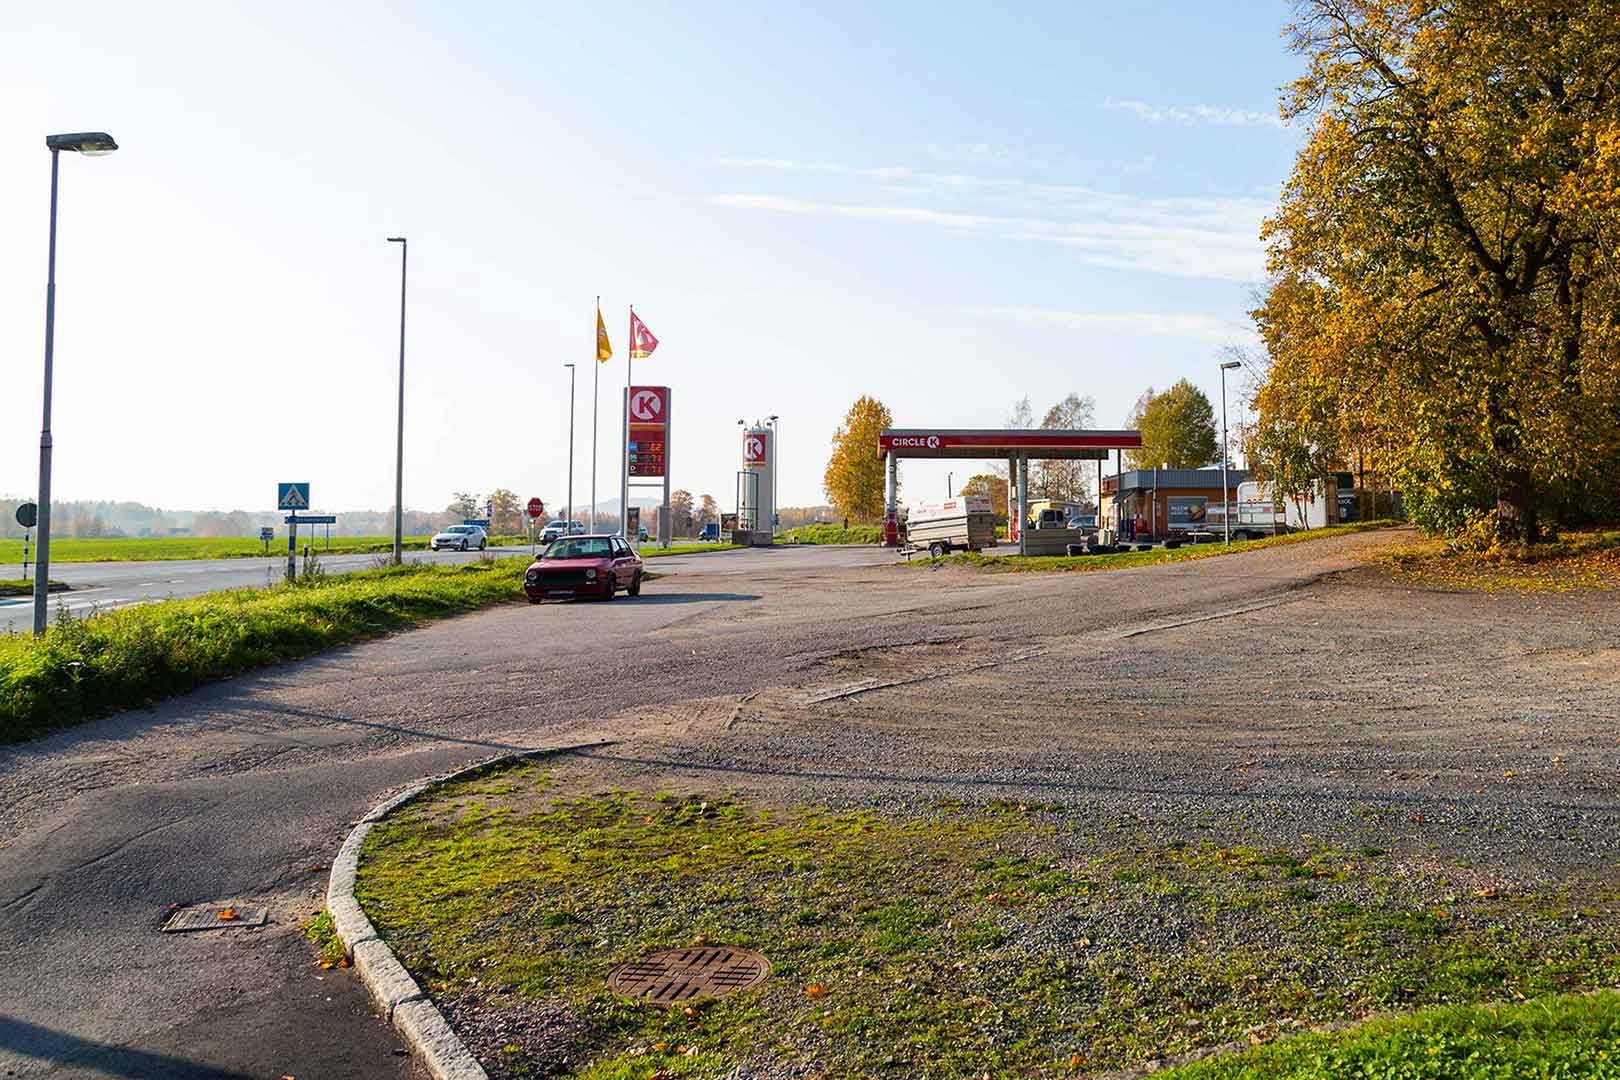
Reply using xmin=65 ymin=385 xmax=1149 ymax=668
xmin=161 ymin=903 xmax=268 ymax=932
xmin=608 ymin=946 xmax=770 ymax=1005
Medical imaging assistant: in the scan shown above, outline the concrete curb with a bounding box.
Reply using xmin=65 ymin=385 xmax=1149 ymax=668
xmin=326 ymin=740 xmax=613 ymax=1080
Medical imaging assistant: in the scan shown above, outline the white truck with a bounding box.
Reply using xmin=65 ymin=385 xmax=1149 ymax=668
xmin=906 ymin=497 xmax=996 ymax=556
xmin=1229 ymin=479 xmax=1339 ymax=540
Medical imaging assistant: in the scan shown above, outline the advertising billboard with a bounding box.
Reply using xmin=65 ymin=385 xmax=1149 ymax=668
xmin=1167 ymin=496 xmax=1209 ymax=531
xmin=627 ymin=386 xmax=669 ymax=478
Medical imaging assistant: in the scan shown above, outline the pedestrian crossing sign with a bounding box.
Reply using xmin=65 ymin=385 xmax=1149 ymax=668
xmin=277 ymin=482 xmax=310 ymax=510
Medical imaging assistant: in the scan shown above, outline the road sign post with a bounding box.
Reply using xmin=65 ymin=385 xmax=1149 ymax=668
xmin=16 ymin=504 xmax=37 ymax=582
xmin=527 ymin=498 xmax=544 ymax=555
xmin=278 ymin=484 xmax=310 ymax=583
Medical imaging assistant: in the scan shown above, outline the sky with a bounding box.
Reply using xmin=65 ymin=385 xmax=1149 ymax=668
xmin=1 ymin=1 xmax=1304 ymax=516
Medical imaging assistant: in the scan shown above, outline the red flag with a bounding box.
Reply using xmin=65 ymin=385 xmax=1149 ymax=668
xmin=630 ymin=312 xmax=659 ymax=359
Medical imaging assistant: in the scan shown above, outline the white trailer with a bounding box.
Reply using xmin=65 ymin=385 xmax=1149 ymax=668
xmin=1230 ymin=480 xmax=1339 ymax=539
xmin=906 ymin=497 xmax=996 ymax=556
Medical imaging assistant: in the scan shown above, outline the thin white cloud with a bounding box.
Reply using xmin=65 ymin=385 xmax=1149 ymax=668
xmin=1104 ymin=97 xmax=1287 ymax=130
xmin=963 ymin=306 xmax=1256 ymax=344
xmin=707 ymin=159 xmax=1269 ymax=283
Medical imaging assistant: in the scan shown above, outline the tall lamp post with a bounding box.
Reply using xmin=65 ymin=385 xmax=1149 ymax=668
xmin=564 ymin=363 xmax=576 ymax=526
xmin=34 ymin=131 xmax=118 ymax=637
xmin=1219 ymin=359 xmax=1242 ymax=545
xmin=947 ymin=472 xmax=954 ymax=499
xmin=386 ymin=237 xmax=407 ymax=565
xmin=768 ymin=414 xmax=779 ymax=535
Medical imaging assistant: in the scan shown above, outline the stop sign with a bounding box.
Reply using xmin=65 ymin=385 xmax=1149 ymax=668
xmin=527 ymin=497 xmax=544 ymax=519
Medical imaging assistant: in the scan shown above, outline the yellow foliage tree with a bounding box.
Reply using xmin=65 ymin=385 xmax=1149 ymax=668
xmin=1255 ymin=0 xmax=1620 ymax=546
xmin=823 ymin=395 xmax=894 ymax=524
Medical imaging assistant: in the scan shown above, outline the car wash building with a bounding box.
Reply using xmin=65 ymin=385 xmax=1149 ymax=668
xmin=878 ymin=428 xmax=1142 ymax=554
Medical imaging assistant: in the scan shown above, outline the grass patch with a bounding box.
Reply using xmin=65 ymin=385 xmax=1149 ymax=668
xmin=779 ymin=524 xmax=881 ymax=544
xmin=1160 ymin=990 xmax=1620 ymax=1078
xmin=0 ymin=556 xmax=531 ymax=743
xmin=355 ymin=776 xmax=1620 ymax=1078
xmin=1382 ymin=529 xmax=1620 ymax=592
xmin=0 ymin=579 xmax=67 ymax=597
xmin=906 ymin=521 xmax=1399 ymax=574
xmin=303 ymin=910 xmax=350 ymax=968
xmin=637 ymin=543 xmax=745 ymax=558
xmin=0 ymin=534 xmax=533 ymax=564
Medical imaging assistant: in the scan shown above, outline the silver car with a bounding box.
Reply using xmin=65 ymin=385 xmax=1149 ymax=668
xmin=430 ymin=525 xmax=487 ymax=551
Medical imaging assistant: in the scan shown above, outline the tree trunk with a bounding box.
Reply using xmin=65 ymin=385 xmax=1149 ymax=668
xmin=1495 ymin=465 xmax=1538 ymax=547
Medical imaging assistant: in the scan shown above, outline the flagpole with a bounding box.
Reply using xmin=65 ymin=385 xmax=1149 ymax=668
xmin=591 ymin=297 xmax=600 ymax=534
xmin=622 ymin=304 xmax=633 ymax=538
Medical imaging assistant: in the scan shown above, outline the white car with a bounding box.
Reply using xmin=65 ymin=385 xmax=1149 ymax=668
xmin=431 ymin=525 xmax=488 ymax=551
xmin=540 ymin=520 xmax=585 ymax=543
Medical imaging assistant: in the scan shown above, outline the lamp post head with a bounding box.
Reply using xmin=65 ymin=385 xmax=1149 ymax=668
xmin=1220 ymin=361 xmax=1242 ymax=371
xmin=46 ymin=132 xmax=118 ymax=156
xmin=386 ymin=236 xmax=406 ymax=244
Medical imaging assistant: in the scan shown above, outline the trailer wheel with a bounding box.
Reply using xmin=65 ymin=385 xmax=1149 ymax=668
xmin=929 ymin=541 xmax=946 ymax=558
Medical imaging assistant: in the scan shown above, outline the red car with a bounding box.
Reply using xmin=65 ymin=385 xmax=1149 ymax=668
xmin=524 ymin=534 xmax=644 ymax=603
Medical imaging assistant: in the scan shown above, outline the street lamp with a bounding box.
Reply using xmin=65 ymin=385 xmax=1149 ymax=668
xmin=768 ymin=414 xmax=779 ymax=534
xmin=1219 ymin=359 xmax=1242 ymax=545
xmin=564 ymin=363 xmax=576 ymax=527
xmin=33 ymin=131 xmax=118 ymax=637
xmin=386 ymin=237 xmax=407 ymax=565
xmin=947 ymin=471 xmax=954 ymax=499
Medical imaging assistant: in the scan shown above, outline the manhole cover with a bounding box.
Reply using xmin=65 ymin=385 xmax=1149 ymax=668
xmin=161 ymin=903 xmax=268 ymax=932
xmin=608 ymin=946 xmax=770 ymax=1005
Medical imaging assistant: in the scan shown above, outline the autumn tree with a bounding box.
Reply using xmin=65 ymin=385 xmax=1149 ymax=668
xmin=670 ymin=489 xmax=695 ymax=535
xmin=824 ymin=395 xmax=894 ymax=523
xmin=1256 ymin=0 xmax=1620 ymax=545
xmin=1032 ymin=392 xmax=1097 ymax=503
xmin=698 ymin=494 xmax=719 ymax=526
xmin=1129 ymin=380 xmax=1218 ymax=469
xmin=447 ymin=492 xmax=480 ymax=518
xmin=958 ymin=473 xmax=1009 ymax=519
xmin=487 ymin=489 xmax=523 ymax=535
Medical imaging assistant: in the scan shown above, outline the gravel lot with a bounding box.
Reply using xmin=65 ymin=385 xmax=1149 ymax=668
xmin=4 ymin=527 xmax=1617 ymax=1078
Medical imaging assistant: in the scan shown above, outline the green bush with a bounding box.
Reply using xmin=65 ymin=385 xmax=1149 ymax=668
xmin=0 ymin=557 xmax=529 ymax=743
xmin=782 ymin=523 xmax=881 ymax=544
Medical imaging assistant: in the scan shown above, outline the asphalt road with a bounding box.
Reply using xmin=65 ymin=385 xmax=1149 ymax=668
xmin=5 ymin=532 xmax=1610 ymax=1079
xmin=0 ymin=542 xmax=891 ymax=632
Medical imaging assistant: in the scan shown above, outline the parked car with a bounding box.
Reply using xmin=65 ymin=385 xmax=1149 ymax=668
xmin=524 ymin=535 xmax=643 ymax=602
xmin=430 ymin=524 xmax=487 ymax=551
xmin=540 ymin=519 xmax=585 ymax=543
xmin=699 ymin=522 xmax=720 ymax=542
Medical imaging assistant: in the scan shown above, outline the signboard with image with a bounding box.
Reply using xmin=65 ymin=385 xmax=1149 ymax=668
xmin=1167 ymin=497 xmax=1209 ymax=531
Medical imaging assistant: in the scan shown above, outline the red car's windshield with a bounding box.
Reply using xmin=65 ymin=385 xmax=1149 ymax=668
xmin=544 ymin=538 xmax=614 ymax=560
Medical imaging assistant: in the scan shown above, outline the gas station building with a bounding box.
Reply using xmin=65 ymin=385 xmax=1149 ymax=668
xmin=878 ymin=429 xmax=1143 ymax=554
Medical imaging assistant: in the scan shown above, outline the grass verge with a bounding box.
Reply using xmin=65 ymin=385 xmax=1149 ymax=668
xmin=1159 ymin=990 xmax=1620 ymax=1078
xmin=779 ymin=524 xmax=881 ymax=545
xmin=1381 ymin=529 xmax=1620 ymax=593
xmin=638 ymin=543 xmax=745 ymax=558
xmin=0 ymin=556 xmax=530 ymax=743
xmin=0 ymin=534 xmax=533 ymax=564
xmin=302 ymin=910 xmax=350 ymax=969
xmin=907 ymin=521 xmax=1399 ymax=574
xmin=356 ymin=772 xmax=1620 ymax=1079
xmin=0 ymin=579 xmax=67 ymax=597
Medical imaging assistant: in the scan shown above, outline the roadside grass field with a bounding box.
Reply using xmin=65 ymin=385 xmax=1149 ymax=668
xmin=0 ymin=579 xmax=66 ymax=597
xmin=0 ymin=534 xmax=532 ymax=563
xmin=355 ymin=770 xmax=1620 ymax=1079
xmin=0 ymin=556 xmax=533 ymax=743
xmin=908 ymin=520 xmax=1399 ymax=573
xmin=1158 ymin=990 xmax=1620 ymax=1078
xmin=639 ymin=543 xmax=745 ymax=558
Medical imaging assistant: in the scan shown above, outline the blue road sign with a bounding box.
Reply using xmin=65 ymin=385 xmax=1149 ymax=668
xmin=463 ymin=518 xmax=491 ymax=527
xmin=277 ymin=482 xmax=310 ymax=510
xmin=260 ymin=527 xmax=275 ymax=541
xmin=286 ymin=514 xmax=336 ymax=525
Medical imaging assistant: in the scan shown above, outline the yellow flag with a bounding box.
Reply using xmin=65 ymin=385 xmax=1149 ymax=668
xmin=596 ymin=305 xmax=613 ymax=362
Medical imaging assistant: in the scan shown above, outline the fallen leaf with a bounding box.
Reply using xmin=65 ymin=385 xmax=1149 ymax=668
xmin=1474 ymin=887 xmax=1499 ymax=899
xmin=1068 ymin=1052 xmax=1084 ymax=1068
xmin=652 ymin=1042 xmax=668 ymax=1052
xmin=304 ymin=864 xmax=325 ymax=873
xmin=218 ymin=907 xmax=240 ymax=921
xmin=1503 ymin=770 xmax=1516 ymax=779
xmin=805 ymin=983 xmax=828 ymax=998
